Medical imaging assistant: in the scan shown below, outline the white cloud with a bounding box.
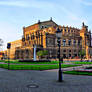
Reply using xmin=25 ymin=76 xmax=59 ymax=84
xmin=0 ymin=0 xmax=54 ymax=8
xmin=83 ymin=1 xmax=92 ymax=6
xmin=77 ymin=0 xmax=92 ymax=6
xmin=60 ymin=7 xmax=79 ymax=21
xmin=0 ymin=1 xmax=28 ymax=7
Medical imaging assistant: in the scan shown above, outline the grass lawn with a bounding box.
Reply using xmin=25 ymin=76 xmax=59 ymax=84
xmin=1 ymin=60 xmax=92 ymax=65
xmin=0 ymin=64 xmax=80 ymax=70
xmin=72 ymin=61 xmax=92 ymax=65
xmin=0 ymin=60 xmax=59 ymax=64
xmin=63 ymin=70 xmax=92 ymax=76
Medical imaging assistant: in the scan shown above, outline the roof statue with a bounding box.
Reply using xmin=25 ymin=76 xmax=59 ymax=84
xmin=82 ymin=22 xmax=85 ymax=27
xmin=50 ymin=17 xmax=52 ymax=21
xmin=38 ymin=20 xmax=40 ymax=24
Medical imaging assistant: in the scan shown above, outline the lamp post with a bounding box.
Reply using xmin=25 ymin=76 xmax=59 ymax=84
xmin=56 ymin=27 xmax=63 ymax=82
xmin=7 ymin=43 xmax=11 ymax=70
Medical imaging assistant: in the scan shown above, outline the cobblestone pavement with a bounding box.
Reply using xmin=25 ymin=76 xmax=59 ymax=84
xmin=0 ymin=69 xmax=92 ymax=92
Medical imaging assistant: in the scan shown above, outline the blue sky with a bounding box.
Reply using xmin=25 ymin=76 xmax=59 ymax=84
xmin=0 ymin=0 xmax=92 ymax=50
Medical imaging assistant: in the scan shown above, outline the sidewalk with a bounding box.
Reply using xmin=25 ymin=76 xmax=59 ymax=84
xmin=45 ymin=64 xmax=92 ymax=72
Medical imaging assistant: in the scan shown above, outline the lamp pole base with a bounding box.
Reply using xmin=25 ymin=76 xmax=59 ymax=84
xmin=58 ymin=69 xmax=63 ymax=82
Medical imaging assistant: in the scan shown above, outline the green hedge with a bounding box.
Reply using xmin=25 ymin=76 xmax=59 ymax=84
xmin=63 ymin=70 xmax=92 ymax=76
xmin=0 ymin=64 xmax=80 ymax=70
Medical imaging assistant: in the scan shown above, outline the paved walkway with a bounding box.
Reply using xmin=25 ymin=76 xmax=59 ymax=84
xmin=0 ymin=69 xmax=92 ymax=92
xmin=0 ymin=62 xmax=6 ymax=64
xmin=44 ymin=64 xmax=92 ymax=72
xmin=0 ymin=68 xmax=7 ymax=71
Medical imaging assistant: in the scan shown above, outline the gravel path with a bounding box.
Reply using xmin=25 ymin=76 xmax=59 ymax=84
xmin=0 ymin=69 xmax=92 ymax=92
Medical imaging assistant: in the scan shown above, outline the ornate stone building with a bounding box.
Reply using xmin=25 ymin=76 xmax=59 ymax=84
xmin=9 ymin=19 xmax=91 ymax=60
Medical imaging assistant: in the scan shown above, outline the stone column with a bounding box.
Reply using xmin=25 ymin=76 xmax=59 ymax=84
xmin=34 ymin=45 xmax=36 ymax=61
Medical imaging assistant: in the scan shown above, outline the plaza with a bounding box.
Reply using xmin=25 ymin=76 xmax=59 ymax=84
xmin=0 ymin=68 xmax=92 ymax=92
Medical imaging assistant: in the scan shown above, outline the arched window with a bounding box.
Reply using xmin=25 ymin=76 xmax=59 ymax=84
xmin=63 ymin=49 xmax=66 ymax=52
xmin=25 ymin=49 xmax=29 ymax=58
xmin=31 ymin=35 xmax=32 ymax=40
xmin=65 ymin=29 xmax=66 ymax=32
xmin=45 ymin=26 xmax=47 ymax=28
xmin=26 ymin=34 xmax=29 ymax=40
xmin=68 ymin=40 xmax=71 ymax=46
xmin=78 ymin=40 xmax=80 ymax=45
xmin=68 ymin=29 xmax=70 ymax=32
xmin=41 ymin=26 xmax=44 ymax=29
xmin=61 ymin=29 xmax=63 ymax=32
xmin=33 ymin=33 xmax=35 ymax=39
xmin=69 ymin=54 xmax=71 ymax=57
xmin=71 ymin=30 xmax=73 ymax=32
xmin=36 ymin=32 xmax=38 ymax=38
xmin=38 ymin=33 xmax=40 ymax=38
xmin=63 ymin=39 xmax=66 ymax=46
xmin=73 ymin=40 xmax=76 ymax=45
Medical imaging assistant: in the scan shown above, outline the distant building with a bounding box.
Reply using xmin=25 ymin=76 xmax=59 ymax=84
xmin=7 ymin=39 xmax=22 ymax=59
xmin=0 ymin=50 xmax=7 ymax=60
xmin=7 ymin=19 xmax=92 ymax=60
xmin=0 ymin=51 xmax=4 ymax=60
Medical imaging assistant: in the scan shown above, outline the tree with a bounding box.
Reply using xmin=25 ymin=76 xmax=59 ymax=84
xmin=79 ymin=49 xmax=86 ymax=61
xmin=37 ymin=50 xmax=48 ymax=59
xmin=0 ymin=38 xmax=3 ymax=51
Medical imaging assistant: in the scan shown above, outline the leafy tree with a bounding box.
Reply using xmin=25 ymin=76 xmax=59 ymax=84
xmin=79 ymin=49 xmax=86 ymax=61
xmin=37 ymin=50 xmax=48 ymax=59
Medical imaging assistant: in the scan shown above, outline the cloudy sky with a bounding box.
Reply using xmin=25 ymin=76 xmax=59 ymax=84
xmin=0 ymin=0 xmax=92 ymax=50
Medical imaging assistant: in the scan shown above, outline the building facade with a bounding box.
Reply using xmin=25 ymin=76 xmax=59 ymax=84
xmin=7 ymin=39 xmax=22 ymax=59
xmin=8 ymin=19 xmax=92 ymax=60
xmin=0 ymin=50 xmax=7 ymax=60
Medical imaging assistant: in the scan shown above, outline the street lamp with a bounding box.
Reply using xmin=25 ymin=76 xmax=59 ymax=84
xmin=56 ymin=27 xmax=63 ymax=82
xmin=7 ymin=43 xmax=11 ymax=70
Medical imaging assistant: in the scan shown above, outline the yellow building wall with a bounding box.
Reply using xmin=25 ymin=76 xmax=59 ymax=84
xmin=0 ymin=51 xmax=3 ymax=60
xmin=80 ymin=25 xmax=91 ymax=59
xmin=7 ymin=39 xmax=22 ymax=59
xmin=86 ymin=46 xmax=89 ymax=59
xmin=80 ymin=32 xmax=85 ymax=48
xmin=7 ymin=20 xmax=91 ymax=60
